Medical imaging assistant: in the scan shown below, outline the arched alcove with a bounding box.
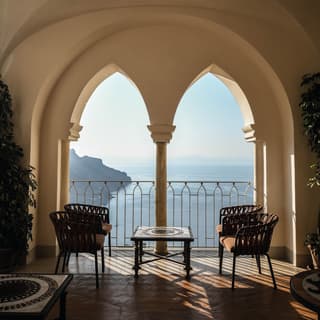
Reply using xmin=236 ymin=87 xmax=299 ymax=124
xmin=170 ymin=62 xmax=295 ymax=262
xmin=29 ymin=16 xmax=299 ymax=264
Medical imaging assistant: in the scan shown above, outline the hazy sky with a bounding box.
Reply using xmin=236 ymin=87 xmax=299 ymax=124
xmin=71 ymin=72 xmax=253 ymax=168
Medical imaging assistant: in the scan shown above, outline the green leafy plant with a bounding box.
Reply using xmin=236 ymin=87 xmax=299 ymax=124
xmin=300 ymin=72 xmax=320 ymax=188
xmin=305 ymin=228 xmax=320 ymax=269
xmin=0 ymin=78 xmax=37 ymax=257
xmin=305 ymin=232 xmax=320 ymax=254
xmin=300 ymin=72 xmax=320 ymax=268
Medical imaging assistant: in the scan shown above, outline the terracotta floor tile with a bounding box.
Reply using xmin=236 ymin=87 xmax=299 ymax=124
xmin=18 ymin=249 xmax=316 ymax=320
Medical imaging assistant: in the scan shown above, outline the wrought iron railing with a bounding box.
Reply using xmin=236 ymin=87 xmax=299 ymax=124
xmin=69 ymin=180 xmax=254 ymax=247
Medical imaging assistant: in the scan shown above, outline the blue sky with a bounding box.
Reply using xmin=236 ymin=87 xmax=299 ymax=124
xmin=71 ymin=72 xmax=253 ymax=169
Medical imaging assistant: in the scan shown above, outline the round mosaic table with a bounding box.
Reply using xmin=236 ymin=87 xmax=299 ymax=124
xmin=290 ymin=270 xmax=320 ymax=319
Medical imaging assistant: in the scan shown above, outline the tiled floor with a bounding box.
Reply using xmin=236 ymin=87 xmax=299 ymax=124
xmin=18 ymin=249 xmax=316 ymax=320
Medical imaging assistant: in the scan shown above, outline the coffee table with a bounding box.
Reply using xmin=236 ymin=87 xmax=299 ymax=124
xmin=131 ymin=226 xmax=194 ymax=279
xmin=0 ymin=273 xmax=73 ymax=319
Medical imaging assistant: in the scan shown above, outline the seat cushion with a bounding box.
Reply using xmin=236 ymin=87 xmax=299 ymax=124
xmin=96 ymin=234 xmax=106 ymax=249
xmin=102 ymin=223 xmax=112 ymax=233
xmin=220 ymin=236 xmax=235 ymax=252
xmin=216 ymin=224 xmax=222 ymax=234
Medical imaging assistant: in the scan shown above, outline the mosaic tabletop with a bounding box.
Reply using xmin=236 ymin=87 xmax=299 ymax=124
xmin=131 ymin=226 xmax=194 ymax=240
xmin=0 ymin=274 xmax=71 ymax=314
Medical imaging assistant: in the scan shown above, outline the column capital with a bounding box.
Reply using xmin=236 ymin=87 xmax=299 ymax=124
xmin=242 ymin=124 xmax=256 ymax=142
xmin=147 ymin=124 xmax=176 ymax=143
xmin=68 ymin=122 xmax=83 ymax=141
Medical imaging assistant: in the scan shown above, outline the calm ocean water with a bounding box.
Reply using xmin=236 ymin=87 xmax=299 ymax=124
xmin=120 ymin=163 xmax=253 ymax=182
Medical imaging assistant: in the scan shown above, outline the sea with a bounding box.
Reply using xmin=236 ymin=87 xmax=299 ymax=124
xmin=117 ymin=163 xmax=253 ymax=182
xmin=70 ymin=163 xmax=254 ymax=247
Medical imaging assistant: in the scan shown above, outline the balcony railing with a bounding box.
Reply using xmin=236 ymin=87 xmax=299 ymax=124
xmin=69 ymin=180 xmax=255 ymax=248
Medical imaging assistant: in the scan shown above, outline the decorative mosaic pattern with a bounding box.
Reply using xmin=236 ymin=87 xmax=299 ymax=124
xmin=145 ymin=227 xmax=183 ymax=236
xmin=0 ymin=278 xmax=40 ymax=303
xmin=133 ymin=226 xmax=193 ymax=240
xmin=0 ymin=274 xmax=67 ymax=313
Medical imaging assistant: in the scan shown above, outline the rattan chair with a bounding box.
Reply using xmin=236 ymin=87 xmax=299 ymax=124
xmin=50 ymin=211 xmax=105 ymax=288
xmin=64 ymin=203 xmax=112 ymax=256
xmin=216 ymin=204 xmax=263 ymax=259
xmin=219 ymin=213 xmax=279 ymax=289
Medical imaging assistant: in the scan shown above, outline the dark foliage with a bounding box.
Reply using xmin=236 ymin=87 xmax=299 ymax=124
xmin=0 ymin=78 xmax=37 ymax=255
xmin=300 ymin=72 xmax=320 ymax=187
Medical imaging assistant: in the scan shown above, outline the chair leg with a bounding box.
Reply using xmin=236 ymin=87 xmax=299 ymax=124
xmin=101 ymin=247 xmax=105 ymax=273
xmin=219 ymin=245 xmax=224 ymax=274
xmin=108 ymin=233 xmax=111 ymax=257
xmin=55 ymin=252 xmax=62 ymax=274
xmin=232 ymin=253 xmax=237 ymax=290
xmin=266 ymin=253 xmax=277 ymax=289
xmin=255 ymin=254 xmax=262 ymax=274
xmin=62 ymin=252 xmax=68 ymax=273
xmin=218 ymin=242 xmax=222 ymax=258
xmin=66 ymin=252 xmax=71 ymax=266
xmin=94 ymin=252 xmax=99 ymax=289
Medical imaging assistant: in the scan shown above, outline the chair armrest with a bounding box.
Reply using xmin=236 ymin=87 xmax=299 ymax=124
xmin=101 ymin=223 xmax=112 ymax=234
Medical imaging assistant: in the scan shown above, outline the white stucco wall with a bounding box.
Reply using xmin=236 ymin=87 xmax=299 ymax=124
xmin=1 ymin=0 xmax=319 ymax=265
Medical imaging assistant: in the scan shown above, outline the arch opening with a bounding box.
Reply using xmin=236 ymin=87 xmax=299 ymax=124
xmin=31 ymin=15 xmax=298 ymax=263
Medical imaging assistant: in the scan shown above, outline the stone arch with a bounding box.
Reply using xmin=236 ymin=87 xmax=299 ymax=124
xmin=69 ymin=63 xmax=149 ymax=141
xmin=31 ymin=14 xmax=299 ymax=262
xmin=177 ymin=65 xmax=255 ymax=133
xmin=36 ymin=61 xmax=151 ymax=253
xmin=172 ymin=59 xmax=295 ymax=261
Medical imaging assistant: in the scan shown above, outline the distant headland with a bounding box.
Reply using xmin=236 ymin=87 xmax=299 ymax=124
xmin=69 ymin=149 xmax=132 ymax=203
xmin=70 ymin=149 xmax=131 ymax=182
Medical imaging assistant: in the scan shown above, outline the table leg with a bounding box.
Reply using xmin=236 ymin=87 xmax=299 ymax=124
xmin=139 ymin=240 xmax=143 ymax=263
xmin=57 ymin=290 xmax=67 ymax=320
xmin=184 ymin=240 xmax=192 ymax=279
xmin=133 ymin=240 xmax=140 ymax=278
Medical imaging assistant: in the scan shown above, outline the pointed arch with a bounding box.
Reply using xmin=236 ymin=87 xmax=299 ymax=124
xmin=69 ymin=63 xmax=149 ymax=141
xmin=176 ymin=65 xmax=254 ymax=136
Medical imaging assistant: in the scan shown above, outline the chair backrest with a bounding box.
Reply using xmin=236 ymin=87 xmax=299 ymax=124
xmin=50 ymin=211 xmax=100 ymax=253
xmin=65 ymin=203 xmax=108 ymax=214
xmin=234 ymin=213 xmax=279 ymax=255
xmin=64 ymin=203 xmax=110 ymax=225
xmin=219 ymin=204 xmax=263 ymax=223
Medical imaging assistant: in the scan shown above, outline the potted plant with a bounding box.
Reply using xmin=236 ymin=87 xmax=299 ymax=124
xmin=0 ymin=78 xmax=37 ymax=272
xmin=300 ymin=72 xmax=320 ymax=268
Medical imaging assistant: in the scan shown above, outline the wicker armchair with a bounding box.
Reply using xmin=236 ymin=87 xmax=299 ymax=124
xmin=64 ymin=203 xmax=112 ymax=256
xmin=216 ymin=205 xmax=263 ymax=258
xmin=50 ymin=211 xmax=105 ymax=288
xmin=219 ymin=213 xmax=279 ymax=289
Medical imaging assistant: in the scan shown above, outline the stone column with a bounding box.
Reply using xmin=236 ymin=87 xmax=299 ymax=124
xmin=59 ymin=140 xmax=70 ymax=210
xmin=148 ymin=124 xmax=175 ymax=255
xmin=58 ymin=122 xmax=83 ymax=210
xmin=243 ymin=124 xmax=266 ymax=208
xmin=254 ymin=140 xmax=267 ymax=209
xmin=155 ymin=141 xmax=168 ymax=254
